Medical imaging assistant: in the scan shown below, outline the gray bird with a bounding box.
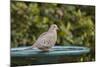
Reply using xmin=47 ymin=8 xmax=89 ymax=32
xmin=32 ymin=24 xmax=58 ymax=51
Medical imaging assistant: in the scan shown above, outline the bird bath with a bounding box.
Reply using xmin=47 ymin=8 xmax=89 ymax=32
xmin=11 ymin=46 xmax=90 ymax=66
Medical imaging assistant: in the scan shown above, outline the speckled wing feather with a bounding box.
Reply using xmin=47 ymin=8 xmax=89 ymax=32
xmin=32 ymin=31 xmax=57 ymax=51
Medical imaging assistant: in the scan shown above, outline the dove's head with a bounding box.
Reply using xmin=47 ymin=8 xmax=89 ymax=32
xmin=49 ymin=24 xmax=58 ymax=31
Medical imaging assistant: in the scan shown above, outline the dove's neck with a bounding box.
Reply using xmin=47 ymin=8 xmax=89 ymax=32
xmin=48 ymin=28 xmax=56 ymax=32
xmin=48 ymin=27 xmax=55 ymax=31
xmin=48 ymin=27 xmax=57 ymax=34
xmin=48 ymin=29 xmax=57 ymax=35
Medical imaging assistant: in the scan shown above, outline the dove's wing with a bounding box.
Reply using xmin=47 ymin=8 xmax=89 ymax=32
xmin=33 ymin=31 xmax=56 ymax=49
xmin=38 ymin=32 xmax=47 ymax=38
xmin=32 ymin=32 xmax=47 ymax=47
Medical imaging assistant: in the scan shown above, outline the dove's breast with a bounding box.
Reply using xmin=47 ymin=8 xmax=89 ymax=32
xmin=46 ymin=31 xmax=57 ymax=45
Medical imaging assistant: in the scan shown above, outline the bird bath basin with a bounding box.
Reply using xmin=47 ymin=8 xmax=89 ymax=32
xmin=11 ymin=46 xmax=90 ymax=66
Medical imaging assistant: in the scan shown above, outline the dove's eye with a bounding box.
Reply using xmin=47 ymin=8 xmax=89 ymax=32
xmin=53 ymin=25 xmax=57 ymax=28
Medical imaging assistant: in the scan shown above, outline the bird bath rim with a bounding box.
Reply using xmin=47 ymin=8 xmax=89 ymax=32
xmin=11 ymin=46 xmax=90 ymax=57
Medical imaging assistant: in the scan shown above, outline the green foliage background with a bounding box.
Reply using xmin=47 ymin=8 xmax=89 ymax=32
xmin=11 ymin=1 xmax=95 ymax=63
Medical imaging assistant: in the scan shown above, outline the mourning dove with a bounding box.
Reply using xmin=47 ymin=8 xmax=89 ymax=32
xmin=32 ymin=24 xmax=58 ymax=51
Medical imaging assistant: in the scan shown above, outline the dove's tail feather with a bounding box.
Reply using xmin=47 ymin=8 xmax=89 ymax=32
xmin=32 ymin=44 xmax=37 ymax=48
xmin=11 ymin=46 xmax=34 ymax=51
xmin=22 ymin=46 xmax=33 ymax=50
xmin=19 ymin=45 xmax=37 ymax=51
